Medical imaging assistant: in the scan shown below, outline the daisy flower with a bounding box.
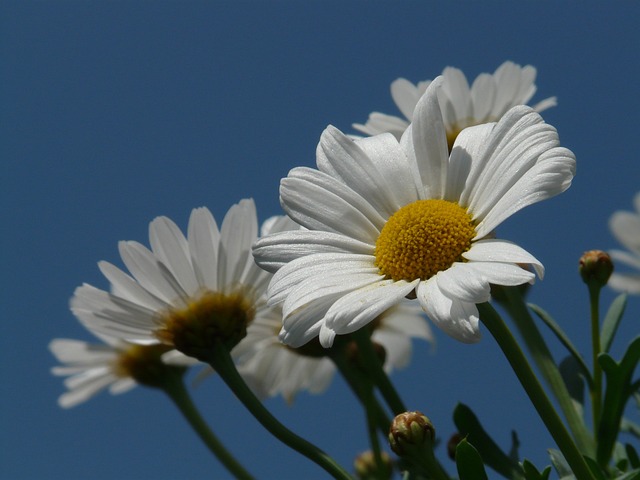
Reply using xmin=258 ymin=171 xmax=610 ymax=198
xmin=353 ymin=60 xmax=557 ymax=150
xmin=70 ymin=199 xmax=272 ymax=363
xmin=49 ymin=333 xmax=175 ymax=408
xmin=608 ymin=192 xmax=640 ymax=294
xmin=235 ymin=216 xmax=432 ymax=402
xmin=253 ymin=78 xmax=575 ymax=348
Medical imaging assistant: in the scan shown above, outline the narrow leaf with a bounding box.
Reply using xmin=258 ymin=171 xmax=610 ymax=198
xmin=597 ymin=336 xmax=640 ymax=466
xmin=626 ymin=443 xmax=640 ymax=469
xmin=453 ymin=403 xmax=523 ymax=479
xmin=601 ymin=294 xmax=627 ymax=353
xmin=559 ymin=355 xmax=586 ymax=418
xmin=548 ymin=449 xmax=572 ymax=478
xmin=456 ymin=438 xmax=489 ymax=480
xmin=614 ymin=470 xmax=640 ymax=480
xmin=528 ymin=303 xmax=593 ymax=388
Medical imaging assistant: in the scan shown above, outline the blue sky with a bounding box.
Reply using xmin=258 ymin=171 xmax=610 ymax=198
xmin=2 ymin=2 xmax=639 ymax=479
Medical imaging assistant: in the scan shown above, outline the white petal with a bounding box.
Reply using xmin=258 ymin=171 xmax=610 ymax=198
xmin=405 ymin=77 xmax=450 ymax=199
xmin=118 ymin=241 xmax=186 ymax=304
xmin=253 ymin=229 xmax=374 ymax=273
xmin=475 ymin=146 xmax=576 ymax=237
xmin=609 ymin=211 xmax=640 ymax=256
xmin=609 ymin=273 xmax=640 ymax=295
xmin=218 ymin=199 xmax=258 ymax=289
xmin=417 ymin=279 xmax=481 ymax=343
xmin=352 ymin=113 xmax=408 ymax=140
xmin=282 ymin=271 xmax=383 ymax=319
xmin=98 ymin=261 xmax=166 ymax=311
xmin=188 ymin=207 xmax=220 ymax=291
xmin=391 ymin=77 xmax=426 ymax=120
xmin=433 ymin=264 xmax=491 ymax=303
xmin=463 ymin=239 xmax=544 ymax=279
xmin=470 ymin=73 xmax=497 ymax=122
xmin=440 ymin=67 xmax=472 ymax=126
xmin=280 ymin=167 xmax=384 ymax=241
xmin=149 ymin=216 xmax=199 ymax=296
xmin=268 ymin=252 xmax=376 ymax=304
xmin=609 ymin=249 xmax=640 ymax=270
xmin=324 ymin=279 xmax=419 ymax=335
xmin=318 ymin=126 xmax=409 ymax=217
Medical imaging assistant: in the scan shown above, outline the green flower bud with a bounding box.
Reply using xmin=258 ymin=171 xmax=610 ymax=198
xmin=579 ymin=250 xmax=614 ymax=287
xmin=388 ymin=411 xmax=435 ymax=457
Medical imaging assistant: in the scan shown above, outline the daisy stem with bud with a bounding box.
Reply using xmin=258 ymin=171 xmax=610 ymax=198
xmin=207 ymin=341 xmax=353 ymax=480
xmin=160 ymin=373 xmax=255 ymax=480
xmin=579 ymin=250 xmax=613 ymax=434
xmin=477 ymin=302 xmax=595 ymax=480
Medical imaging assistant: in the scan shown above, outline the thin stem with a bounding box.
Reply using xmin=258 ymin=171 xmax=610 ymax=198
xmin=502 ymin=286 xmax=594 ymax=455
xmin=352 ymin=331 xmax=406 ymax=415
xmin=161 ymin=375 xmax=254 ymax=480
xmin=478 ymin=303 xmax=595 ymax=480
xmin=588 ymin=283 xmax=603 ymax=434
xmin=208 ymin=344 xmax=353 ymax=480
xmin=331 ymin=351 xmax=391 ymax=436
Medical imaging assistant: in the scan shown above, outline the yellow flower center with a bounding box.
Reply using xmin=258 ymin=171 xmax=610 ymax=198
xmin=154 ymin=290 xmax=255 ymax=362
xmin=374 ymin=199 xmax=475 ymax=281
xmin=113 ymin=343 xmax=176 ymax=387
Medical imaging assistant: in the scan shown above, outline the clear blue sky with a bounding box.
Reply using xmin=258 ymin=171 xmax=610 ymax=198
xmin=2 ymin=2 xmax=638 ymax=479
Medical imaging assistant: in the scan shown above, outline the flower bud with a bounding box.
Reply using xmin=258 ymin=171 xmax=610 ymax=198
xmin=388 ymin=411 xmax=435 ymax=457
xmin=579 ymin=250 xmax=614 ymax=287
xmin=353 ymin=450 xmax=394 ymax=480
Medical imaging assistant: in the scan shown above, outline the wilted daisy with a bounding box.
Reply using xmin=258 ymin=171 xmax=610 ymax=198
xmin=353 ymin=60 xmax=557 ymax=149
xmin=49 ymin=333 xmax=175 ymax=408
xmin=234 ymin=297 xmax=432 ymax=403
xmin=71 ymin=199 xmax=272 ymax=363
xmin=608 ymin=192 xmax=640 ymax=294
xmin=253 ymin=78 xmax=575 ymax=347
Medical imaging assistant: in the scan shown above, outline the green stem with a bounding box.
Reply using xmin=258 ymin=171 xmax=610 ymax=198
xmin=161 ymin=374 xmax=254 ymax=480
xmin=353 ymin=331 xmax=406 ymax=415
xmin=502 ymin=286 xmax=594 ymax=455
xmin=478 ymin=303 xmax=595 ymax=480
xmin=331 ymin=351 xmax=391 ymax=436
xmin=588 ymin=283 xmax=603 ymax=434
xmin=208 ymin=344 xmax=353 ymax=480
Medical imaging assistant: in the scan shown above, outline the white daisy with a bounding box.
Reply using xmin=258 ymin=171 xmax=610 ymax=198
xmin=235 ymin=216 xmax=432 ymax=402
xmin=70 ymin=199 xmax=272 ymax=362
xmin=49 ymin=333 xmax=174 ymax=408
xmin=253 ymin=78 xmax=575 ymax=348
xmin=353 ymin=60 xmax=557 ymax=149
xmin=608 ymin=192 xmax=640 ymax=294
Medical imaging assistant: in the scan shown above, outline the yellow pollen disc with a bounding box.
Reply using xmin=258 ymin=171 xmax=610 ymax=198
xmin=113 ymin=343 xmax=174 ymax=387
xmin=375 ymin=199 xmax=475 ymax=282
xmin=154 ymin=290 xmax=255 ymax=362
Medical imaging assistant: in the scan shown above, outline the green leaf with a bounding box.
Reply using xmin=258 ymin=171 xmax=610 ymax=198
xmin=559 ymin=355 xmax=586 ymax=418
xmin=597 ymin=336 xmax=640 ymax=466
xmin=601 ymin=294 xmax=627 ymax=353
xmin=456 ymin=438 xmax=489 ymax=480
xmin=521 ymin=460 xmax=551 ymax=480
xmin=528 ymin=303 xmax=593 ymax=388
xmin=621 ymin=418 xmax=640 ymax=439
xmin=627 ymin=443 xmax=640 ymax=469
xmin=614 ymin=469 xmax=640 ymax=480
xmin=453 ymin=403 xmax=524 ymax=479
xmin=548 ymin=449 xmax=572 ymax=478
xmin=584 ymin=456 xmax=608 ymax=480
